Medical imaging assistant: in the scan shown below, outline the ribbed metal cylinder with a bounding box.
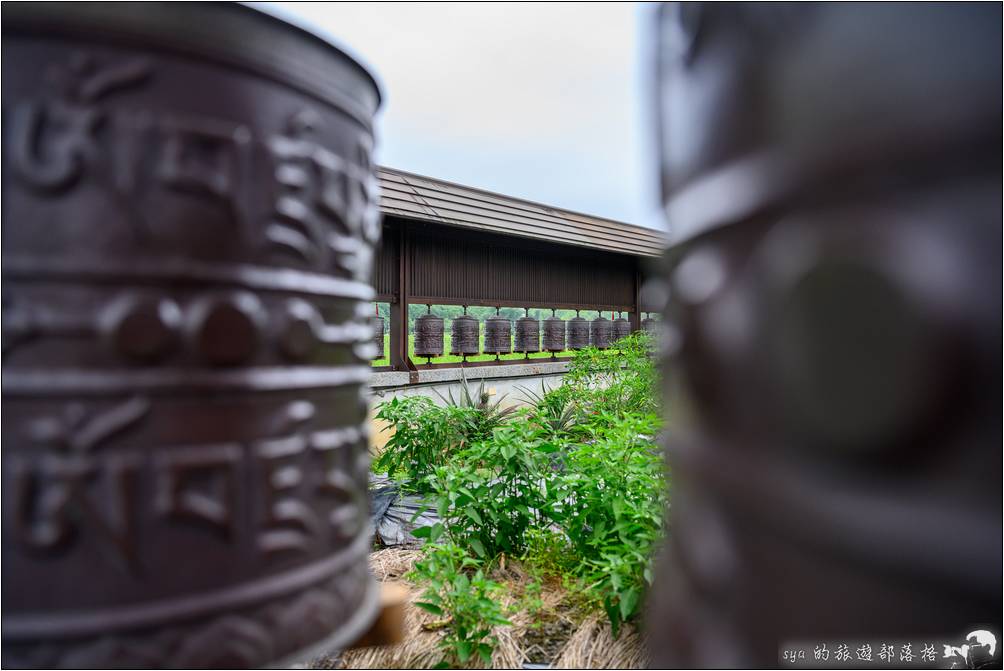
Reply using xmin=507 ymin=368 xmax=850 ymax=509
xmin=483 ymin=315 xmax=512 ymax=354
xmin=450 ymin=314 xmax=479 ymax=356
xmin=543 ymin=316 xmax=566 ymax=352
xmin=1 ymin=3 xmax=383 ymax=666
xmin=650 ymin=5 xmax=1002 ymax=668
xmin=371 ymin=315 xmax=385 ymax=359
xmin=642 ymin=316 xmax=659 ymax=335
xmin=568 ymin=316 xmax=590 ymax=350
xmin=590 ymin=315 xmax=612 ymax=349
xmin=514 ymin=316 xmax=540 ymax=353
xmin=414 ymin=313 xmax=444 ymax=358
xmin=613 ymin=315 xmax=631 ymax=343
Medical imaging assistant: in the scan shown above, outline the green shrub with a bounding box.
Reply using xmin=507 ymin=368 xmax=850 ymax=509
xmin=423 ymin=417 xmax=557 ymax=559
xmin=375 ymin=377 xmax=518 ymax=493
xmin=380 ymin=332 xmax=667 ymax=638
xmin=374 ymin=396 xmax=460 ymax=489
xmin=548 ymin=412 xmax=666 ymax=637
xmin=564 ymin=332 xmax=658 ymax=420
xmin=419 ymin=409 xmax=666 ymax=637
xmin=409 ymin=542 xmax=511 ymax=667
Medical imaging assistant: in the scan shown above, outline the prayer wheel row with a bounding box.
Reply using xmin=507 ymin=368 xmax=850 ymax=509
xmin=403 ymin=308 xmax=642 ymax=360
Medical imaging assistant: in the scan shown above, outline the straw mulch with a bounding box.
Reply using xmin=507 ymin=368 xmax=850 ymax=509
xmin=312 ymin=548 xmax=648 ymax=669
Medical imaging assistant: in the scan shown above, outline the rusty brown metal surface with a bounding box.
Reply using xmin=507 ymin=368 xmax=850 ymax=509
xmin=1 ymin=3 xmax=382 ymax=667
xmin=649 ymin=2 xmax=1002 ymax=667
xmin=378 ymin=166 xmax=667 ymax=258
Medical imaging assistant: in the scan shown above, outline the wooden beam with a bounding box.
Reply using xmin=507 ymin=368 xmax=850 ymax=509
xmin=389 ymin=227 xmax=415 ymax=373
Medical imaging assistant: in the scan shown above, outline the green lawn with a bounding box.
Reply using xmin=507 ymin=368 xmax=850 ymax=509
xmin=372 ymin=333 xmax=575 ymax=367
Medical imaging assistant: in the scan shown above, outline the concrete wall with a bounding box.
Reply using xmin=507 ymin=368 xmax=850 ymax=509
xmin=366 ymin=361 xmax=569 ymax=451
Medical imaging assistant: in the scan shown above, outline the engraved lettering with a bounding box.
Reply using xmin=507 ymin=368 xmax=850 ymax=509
xmin=156 ymin=444 xmax=241 ymax=540
xmin=10 ymin=53 xmax=150 ymax=193
xmin=156 ymin=116 xmax=252 ymax=223
xmin=255 ymin=435 xmax=325 ymax=558
xmin=320 ymin=467 xmax=364 ymax=539
xmin=311 ymin=429 xmax=364 ymax=539
xmin=266 ymin=109 xmax=378 ymax=279
xmin=11 ymin=102 xmax=99 ymax=192
xmin=28 ymin=397 xmax=150 ymax=455
xmin=10 ymin=453 xmax=141 ymax=571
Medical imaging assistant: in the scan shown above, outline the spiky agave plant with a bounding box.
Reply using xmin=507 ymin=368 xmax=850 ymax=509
xmin=435 ymin=372 xmax=517 ymax=443
xmin=516 ymin=380 xmax=579 ymax=436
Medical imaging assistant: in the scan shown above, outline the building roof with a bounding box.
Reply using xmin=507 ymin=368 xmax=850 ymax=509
xmin=377 ymin=166 xmax=667 ymax=258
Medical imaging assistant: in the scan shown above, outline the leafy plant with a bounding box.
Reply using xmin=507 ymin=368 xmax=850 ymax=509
xmin=374 ymin=394 xmax=505 ymax=493
xmin=381 ymin=331 xmax=667 ymax=639
xmin=422 ymin=417 xmax=557 ymax=560
xmin=564 ymin=332 xmax=658 ymax=421
xmin=548 ymin=412 xmax=666 ymax=637
xmin=409 ymin=542 xmax=511 ymax=667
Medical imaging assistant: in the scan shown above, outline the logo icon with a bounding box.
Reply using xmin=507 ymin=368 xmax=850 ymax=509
xmin=943 ymin=630 xmax=997 ymax=669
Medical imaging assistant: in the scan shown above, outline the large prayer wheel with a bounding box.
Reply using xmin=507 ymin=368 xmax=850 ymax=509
xmin=612 ymin=313 xmax=631 ymax=343
xmin=641 ymin=313 xmax=658 ymax=336
xmin=649 ymin=3 xmax=1001 ymax=667
xmin=567 ymin=314 xmax=590 ymax=350
xmin=371 ymin=315 xmax=385 ymax=360
xmin=414 ymin=311 xmax=445 ymax=359
xmin=589 ymin=314 xmax=612 ymax=350
xmin=514 ymin=314 xmax=540 ymax=353
xmin=450 ymin=312 xmax=479 ymax=357
xmin=484 ymin=313 xmax=512 ymax=355
xmin=542 ymin=313 xmax=567 ymax=353
xmin=2 ymin=3 xmax=382 ymax=667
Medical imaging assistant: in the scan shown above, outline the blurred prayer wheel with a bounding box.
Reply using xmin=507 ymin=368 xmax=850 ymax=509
xmin=2 ymin=3 xmax=383 ymax=667
xmin=371 ymin=314 xmax=385 ymax=360
xmin=650 ymin=2 xmax=1001 ymax=667
xmin=542 ymin=311 xmax=567 ymax=353
xmin=612 ymin=312 xmax=631 ymax=343
xmin=589 ymin=313 xmax=612 ymax=350
xmin=567 ymin=313 xmax=590 ymax=350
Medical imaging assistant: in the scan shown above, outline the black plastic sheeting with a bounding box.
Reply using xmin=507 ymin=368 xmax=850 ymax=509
xmin=369 ymin=475 xmax=440 ymax=547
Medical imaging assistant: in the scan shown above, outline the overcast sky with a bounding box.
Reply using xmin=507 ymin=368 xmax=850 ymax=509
xmin=252 ymin=2 xmax=664 ymax=230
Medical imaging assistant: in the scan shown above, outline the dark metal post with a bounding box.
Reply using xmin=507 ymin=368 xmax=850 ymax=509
xmin=629 ymin=267 xmax=642 ymax=333
xmin=389 ymin=226 xmax=414 ymax=373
